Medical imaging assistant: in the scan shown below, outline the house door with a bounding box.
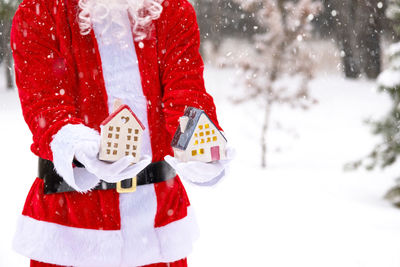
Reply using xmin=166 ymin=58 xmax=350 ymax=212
xmin=211 ymin=146 xmax=220 ymax=161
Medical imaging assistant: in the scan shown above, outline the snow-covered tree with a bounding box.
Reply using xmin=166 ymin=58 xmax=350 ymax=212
xmin=349 ymin=0 xmax=400 ymax=206
xmin=370 ymin=41 xmax=400 ymax=206
xmin=373 ymin=43 xmax=400 ymax=170
xmin=225 ymin=0 xmax=322 ymax=167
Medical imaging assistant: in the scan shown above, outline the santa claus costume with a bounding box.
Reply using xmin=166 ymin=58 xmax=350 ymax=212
xmin=10 ymin=0 xmax=230 ymax=266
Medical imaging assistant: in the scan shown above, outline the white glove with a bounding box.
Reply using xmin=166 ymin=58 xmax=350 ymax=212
xmin=164 ymin=145 xmax=235 ymax=186
xmin=75 ymin=143 xmax=151 ymax=183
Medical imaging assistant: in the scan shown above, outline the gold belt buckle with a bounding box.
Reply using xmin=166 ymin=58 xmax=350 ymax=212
xmin=116 ymin=177 xmax=137 ymax=193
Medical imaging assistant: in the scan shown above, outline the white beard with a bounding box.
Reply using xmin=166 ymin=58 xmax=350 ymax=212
xmin=78 ymin=0 xmax=164 ymax=41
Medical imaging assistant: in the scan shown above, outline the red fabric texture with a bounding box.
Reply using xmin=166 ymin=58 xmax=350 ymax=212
xmin=30 ymin=260 xmax=64 ymax=267
xmin=145 ymin=258 xmax=187 ymax=267
xmin=154 ymin=177 xmax=190 ymax=227
xmin=30 ymin=258 xmax=188 ymax=267
xmin=11 ymin=0 xmax=220 ymax=230
xmin=22 ymin=178 xmax=121 ymax=230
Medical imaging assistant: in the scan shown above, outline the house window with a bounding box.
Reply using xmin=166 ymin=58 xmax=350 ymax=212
xmin=192 ymin=150 xmax=197 ymax=156
xmin=194 ymin=140 xmax=198 ymax=145
xmin=199 ymin=132 xmax=204 ymax=137
xmin=199 ymin=148 xmax=204 ymax=154
xmin=108 ymin=133 xmax=112 ymax=138
xmin=113 ymin=150 xmax=117 ymax=155
xmin=132 ymin=152 xmax=136 ymax=157
xmin=126 ymin=144 xmax=130 ymax=149
xmin=207 ymin=137 xmax=211 ymax=143
xmin=109 ymin=126 xmax=113 ymax=131
xmin=125 ymin=152 xmax=129 ymax=156
xmin=116 ymin=127 xmax=120 ymax=132
xmin=195 ymin=133 xmax=198 ymax=138
xmin=132 ymin=145 xmax=137 ymax=150
xmin=128 ymin=128 xmax=132 ymax=134
xmin=107 ymin=149 xmax=111 ymax=154
xmin=115 ymin=134 xmax=120 ymax=139
xmin=134 ymin=136 xmax=138 ymax=141
xmin=135 ymin=129 xmax=139 ymax=134
xmin=114 ymin=143 xmax=118 ymax=148
xmin=213 ymin=136 xmax=217 ymax=141
xmin=127 ymin=136 xmax=131 ymax=141
xmin=199 ymin=125 xmax=203 ymax=130
xmin=205 ymin=124 xmax=209 ymax=129
xmin=206 ymin=131 xmax=210 ymax=136
xmin=212 ymin=130 xmax=215 ymax=134
xmin=201 ymin=139 xmax=205 ymax=144
xmin=107 ymin=142 xmax=111 ymax=147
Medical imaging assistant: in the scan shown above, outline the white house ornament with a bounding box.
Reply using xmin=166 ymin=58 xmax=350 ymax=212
xmin=99 ymin=102 xmax=145 ymax=163
xmin=171 ymin=107 xmax=227 ymax=162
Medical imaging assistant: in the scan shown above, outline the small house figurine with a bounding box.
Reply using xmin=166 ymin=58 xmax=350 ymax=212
xmin=99 ymin=100 xmax=145 ymax=163
xmin=171 ymin=107 xmax=227 ymax=162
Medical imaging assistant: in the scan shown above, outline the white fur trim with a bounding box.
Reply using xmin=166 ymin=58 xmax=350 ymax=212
xmin=50 ymin=124 xmax=101 ymax=192
xmin=93 ymin=9 xmax=153 ymax=160
xmin=13 ymin=215 xmax=123 ymax=267
xmin=119 ymin=184 xmax=199 ymax=266
xmin=119 ymin=184 xmax=160 ymax=266
xmin=155 ymin=207 xmax=199 ymax=263
xmin=13 ymin=207 xmax=198 ymax=267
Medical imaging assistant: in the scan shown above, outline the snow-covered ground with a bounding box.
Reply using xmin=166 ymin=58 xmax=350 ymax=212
xmin=0 ymin=64 xmax=399 ymax=267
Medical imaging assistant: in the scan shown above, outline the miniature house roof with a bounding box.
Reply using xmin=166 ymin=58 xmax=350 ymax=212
xmin=171 ymin=107 xmax=226 ymax=150
xmin=100 ymin=104 xmax=145 ymax=130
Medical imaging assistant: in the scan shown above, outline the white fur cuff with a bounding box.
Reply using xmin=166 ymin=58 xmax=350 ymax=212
xmin=13 ymin=208 xmax=199 ymax=266
xmin=50 ymin=124 xmax=101 ymax=192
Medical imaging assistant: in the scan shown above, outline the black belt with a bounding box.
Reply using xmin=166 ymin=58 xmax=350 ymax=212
xmin=38 ymin=157 xmax=176 ymax=194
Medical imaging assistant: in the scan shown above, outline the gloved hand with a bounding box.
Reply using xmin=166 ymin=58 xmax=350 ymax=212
xmin=75 ymin=142 xmax=151 ymax=183
xmin=51 ymin=124 xmax=151 ymax=192
xmin=164 ymin=145 xmax=235 ymax=186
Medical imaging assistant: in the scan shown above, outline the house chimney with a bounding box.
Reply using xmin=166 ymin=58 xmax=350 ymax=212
xmin=112 ymin=98 xmax=123 ymax=112
xmin=179 ymin=116 xmax=189 ymax=133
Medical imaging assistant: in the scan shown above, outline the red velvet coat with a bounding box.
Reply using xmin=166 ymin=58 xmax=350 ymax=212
xmin=11 ymin=0 xmax=222 ymax=265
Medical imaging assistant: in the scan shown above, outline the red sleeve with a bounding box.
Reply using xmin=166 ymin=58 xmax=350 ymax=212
xmin=11 ymin=0 xmax=83 ymax=161
xmin=158 ymin=0 xmax=223 ymax=139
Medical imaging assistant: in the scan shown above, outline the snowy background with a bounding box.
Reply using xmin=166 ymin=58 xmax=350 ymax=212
xmin=1 ymin=0 xmax=400 ymax=266
xmin=1 ymin=52 xmax=400 ymax=266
